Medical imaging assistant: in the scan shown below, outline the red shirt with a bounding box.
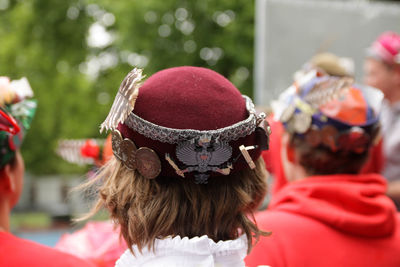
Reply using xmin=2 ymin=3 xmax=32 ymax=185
xmin=0 ymin=231 xmax=95 ymax=267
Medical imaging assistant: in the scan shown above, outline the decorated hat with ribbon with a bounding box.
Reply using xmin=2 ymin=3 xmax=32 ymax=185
xmin=0 ymin=77 xmax=36 ymax=168
xmin=272 ymin=70 xmax=383 ymax=153
xmin=100 ymin=67 xmax=270 ymax=184
xmin=367 ymin=31 xmax=400 ymax=65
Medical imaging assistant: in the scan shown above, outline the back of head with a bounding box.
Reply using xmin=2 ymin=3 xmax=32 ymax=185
xmin=89 ymin=67 xmax=270 ymax=252
xmin=273 ymin=71 xmax=383 ymax=175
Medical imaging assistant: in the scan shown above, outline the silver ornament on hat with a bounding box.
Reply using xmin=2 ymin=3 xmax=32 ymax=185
xmin=176 ymin=134 xmax=232 ymax=173
xmin=164 ymin=134 xmax=233 ymax=183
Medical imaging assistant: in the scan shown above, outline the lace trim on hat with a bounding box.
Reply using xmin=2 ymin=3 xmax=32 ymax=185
xmin=124 ymin=95 xmax=262 ymax=144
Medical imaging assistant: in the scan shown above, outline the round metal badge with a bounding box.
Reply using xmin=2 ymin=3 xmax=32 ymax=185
xmin=120 ymin=139 xmax=137 ymax=170
xmin=135 ymin=147 xmax=161 ymax=179
xmin=111 ymin=130 xmax=123 ymax=161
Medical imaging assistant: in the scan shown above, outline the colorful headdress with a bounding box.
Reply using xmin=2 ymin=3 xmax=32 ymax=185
xmin=273 ymin=70 xmax=383 ymax=154
xmin=367 ymin=31 xmax=400 ymax=65
xmin=100 ymin=67 xmax=270 ymax=184
xmin=0 ymin=77 xmax=36 ymax=168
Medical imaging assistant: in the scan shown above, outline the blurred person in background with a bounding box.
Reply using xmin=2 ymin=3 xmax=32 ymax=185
xmin=80 ymin=66 xmax=271 ymax=266
xmin=0 ymin=77 xmax=94 ymax=267
xmin=246 ymin=74 xmax=400 ymax=267
xmin=364 ymin=31 xmax=400 ymax=208
xmin=55 ymin=136 xmax=128 ymax=267
xmin=263 ymin=55 xmax=383 ymax=198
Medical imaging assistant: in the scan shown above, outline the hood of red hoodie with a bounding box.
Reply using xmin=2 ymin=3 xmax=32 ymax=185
xmin=269 ymin=173 xmax=397 ymax=237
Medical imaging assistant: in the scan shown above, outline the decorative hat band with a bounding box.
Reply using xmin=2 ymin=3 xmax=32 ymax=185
xmin=101 ymin=67 xmax=271 ymax=184
xmin=109 ymin=97 xmax=268 ymax=183
xmin=123 ymin=96 xmax=260 ymax=144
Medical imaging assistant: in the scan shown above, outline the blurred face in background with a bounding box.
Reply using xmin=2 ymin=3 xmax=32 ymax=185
xmin=364 ymin=58 xmax=400 ymax=103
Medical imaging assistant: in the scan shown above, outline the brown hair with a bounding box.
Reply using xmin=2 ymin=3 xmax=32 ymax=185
xmin=289 ymin=134 xmax=372 ymax=175
xmin=80 ymin=156 xmax=268 ymax=253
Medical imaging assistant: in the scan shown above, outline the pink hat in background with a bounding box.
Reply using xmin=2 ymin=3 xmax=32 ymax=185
xmin=367 ymin=31 xmax=400 ymax=65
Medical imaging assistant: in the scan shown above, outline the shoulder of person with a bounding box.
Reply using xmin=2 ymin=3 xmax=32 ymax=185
xmin=0 ymin=232 xmax=95 ymax=267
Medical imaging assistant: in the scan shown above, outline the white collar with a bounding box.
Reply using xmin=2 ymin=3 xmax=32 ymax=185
xmin=115 ymin=235 xmax=247 ymax=267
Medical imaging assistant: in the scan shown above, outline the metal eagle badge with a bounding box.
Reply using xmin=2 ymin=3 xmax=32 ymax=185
xmin=166 ymin=134 xmax=233 ymax=184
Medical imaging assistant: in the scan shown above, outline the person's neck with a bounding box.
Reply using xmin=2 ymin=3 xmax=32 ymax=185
xmin=282 ymin=155 xmax=308 ymax=182
xmin=0 ymin=200 xmax=10 ymax=232
xmin=287 ymin=164 xmax=308 ymax=182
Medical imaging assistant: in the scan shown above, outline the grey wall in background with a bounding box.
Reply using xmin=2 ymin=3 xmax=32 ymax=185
xmin=255 ymin=0 xmax=400 ymax=105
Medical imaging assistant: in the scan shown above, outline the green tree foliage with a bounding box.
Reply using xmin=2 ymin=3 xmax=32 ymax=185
xmin=0 ymin=0 xmax=255 ymax=174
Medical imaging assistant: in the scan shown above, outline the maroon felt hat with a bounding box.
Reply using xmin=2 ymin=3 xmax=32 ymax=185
xmin=101 ymin=66 xmax=270 ymax=184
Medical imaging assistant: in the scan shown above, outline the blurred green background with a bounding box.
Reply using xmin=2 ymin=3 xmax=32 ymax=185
xmin=0 ymin=0 xmax=254 ymax=174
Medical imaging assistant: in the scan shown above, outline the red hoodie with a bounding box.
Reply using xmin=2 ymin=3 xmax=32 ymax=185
xmin=245 ymin=173 xmax=400 ymax=267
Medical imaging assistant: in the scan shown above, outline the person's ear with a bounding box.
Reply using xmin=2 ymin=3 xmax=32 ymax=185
xmin=0 ymin=164 xmax=16 ymax=194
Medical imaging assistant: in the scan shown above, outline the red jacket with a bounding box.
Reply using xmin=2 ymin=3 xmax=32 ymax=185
xmin=0 ymin=231 xmax=95 ymax=267
xmin=245 ymin=173 xmax=400 ymax=267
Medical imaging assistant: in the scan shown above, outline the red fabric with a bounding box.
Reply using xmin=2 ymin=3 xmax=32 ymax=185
xmin=0 ymin=231 xmax=95 ymax=267
xmin=102 ymin=134 xmax=113 ymax=165
xmin=81 ymin=140 xmax=100 ymax=159
xmin=119 ymin=66 xmax=262 ymax=179
xmin=246 ymin=173 xmax=400 ymax=267
xmin=135 ymin=66 xmax=247 ymax=130
xmin=261 ymin=118 xmax=286 ymax=195
xmin=263 ymin=117 xmax=384 ymax=198
xmin=319 ymin=87 xmax=368 ymax=125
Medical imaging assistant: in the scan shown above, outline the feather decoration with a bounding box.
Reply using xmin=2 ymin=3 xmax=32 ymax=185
xmin=100 ymin=68 xmax=144 ymax=133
